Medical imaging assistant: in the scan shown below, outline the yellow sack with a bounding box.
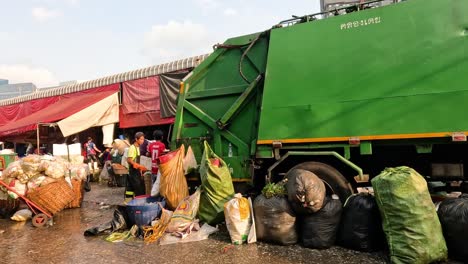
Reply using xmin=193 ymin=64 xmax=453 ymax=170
xmin=159 ymin=145 xmax=189 ymax=210
xmin=224 ymin=193 xmax=252 ymax=245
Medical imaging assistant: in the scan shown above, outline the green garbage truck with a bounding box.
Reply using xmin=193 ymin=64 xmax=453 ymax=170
xmin=172 ymin=0 xmax=468 ymax=200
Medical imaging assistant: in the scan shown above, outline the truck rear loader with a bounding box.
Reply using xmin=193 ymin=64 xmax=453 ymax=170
xmin=172 ymin=0 xmax=468 ymax=201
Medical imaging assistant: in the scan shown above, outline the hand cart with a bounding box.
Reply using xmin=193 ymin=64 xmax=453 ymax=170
xmin=0 ymin=180 xmax=52 ymax=227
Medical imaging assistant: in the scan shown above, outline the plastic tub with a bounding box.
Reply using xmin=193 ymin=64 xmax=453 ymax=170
xmin=0 ymin=153 xmax=17 ymax=170
xmin=126 ymin=196 xmax=166 ymax=227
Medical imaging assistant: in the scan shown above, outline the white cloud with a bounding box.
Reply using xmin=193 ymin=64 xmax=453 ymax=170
xmin=0 ymin=64 xmax=59 ymax=88
xmin=66 ymin=0 xmax=80 ymax=6
xmin=193 ymin=0 xmax=220 ymax=12
xmin=142 ymin=20 xmax=215 ymax=63
xmin=224 ymin=8 xmax=238 ymax=16
xmin=31 ymin=7 xmax=62 ymax=22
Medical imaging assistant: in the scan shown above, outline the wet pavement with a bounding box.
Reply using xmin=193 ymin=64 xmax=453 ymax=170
xmin=2 ymin=183 xmax=390 ymax=264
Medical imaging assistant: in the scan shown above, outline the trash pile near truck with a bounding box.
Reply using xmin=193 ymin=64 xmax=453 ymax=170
xmin=79 ymin=140 xmax=467 ymax=263
xmin=0 ymin=154 xmax=89 ymax=221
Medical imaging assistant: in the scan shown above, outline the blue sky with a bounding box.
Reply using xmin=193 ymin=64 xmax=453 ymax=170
xmin=0 ymin=0 xmax=320 ymax=88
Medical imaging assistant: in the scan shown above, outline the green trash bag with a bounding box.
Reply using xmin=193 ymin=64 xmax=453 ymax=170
xmin=371 ymin=166 xmax=447 ymax=264
xmin=198 ymin=141 xmax=235 ymax=225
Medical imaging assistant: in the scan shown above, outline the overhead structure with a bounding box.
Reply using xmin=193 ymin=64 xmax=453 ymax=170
xmin=0 ymin=54 xmax=209 ymax=142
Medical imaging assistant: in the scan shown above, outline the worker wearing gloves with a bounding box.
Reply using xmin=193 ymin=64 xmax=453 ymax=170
xmin=126 ymin=132 xmax=147 ymax=196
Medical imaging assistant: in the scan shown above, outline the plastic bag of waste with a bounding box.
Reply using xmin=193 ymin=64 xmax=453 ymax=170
xmin=247 ymin=197 xmax=257 ymax=243
xmin=166 ymin=189 xmax=201 ymax=233
xmin=83 ymin=205 xmax=129 ymax=236
xmin=3 ymin=161 xmax=23 ymax=179
xmin=224 ymin=193 xmax=252 ymax=245
xmin=337 ymin=193 xmax=386 ymax=252
xmin=150 ymin=171 xmax=161 ymax=197
xmin=254 ymin=194 xmax=297 ymax=245
xmin=159 ymin=145 xmax=189 ymax=210
xmin=372 ymin=166 xmax=447 ymax=264
xmin=438 ymin=194 xmax=468 ymax=262
xmin=183 ymin=145 xmax=198 ymax=175
xmin=159 ymin=223 xmax=218 ymax=245
xmin=45 ymin=161 xmax=66 ymax=179
xmin=7 ymin=179 xmax=26 ymax=199
xmin=301 ymin=195 xmax=342 ymax=249
xmin=198 ymin=141 xmax=235 ymax=225
xmin=10 ymin=209 xmax=32 ymax=222
xmin=286 ymin=169 xmax=325 ymax=214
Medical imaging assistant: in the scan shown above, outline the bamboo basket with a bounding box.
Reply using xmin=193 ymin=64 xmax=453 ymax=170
xmin=27 ymin=179 xmax=74 ymax=215
xmin=66 ymin=179 xmax=85 ymax=209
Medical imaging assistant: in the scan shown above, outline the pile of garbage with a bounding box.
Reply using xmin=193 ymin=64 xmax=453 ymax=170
xmin=85 ymin=141 xmax=254 ymax=245
xmin=82 ymin=140 xmax=467 ymax=263
xmin=0 ymin=154 xmax=89 ymax=220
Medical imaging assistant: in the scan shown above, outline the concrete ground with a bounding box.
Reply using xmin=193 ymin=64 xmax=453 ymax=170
xmin=0 ymin=182 xmax=445 ymax=264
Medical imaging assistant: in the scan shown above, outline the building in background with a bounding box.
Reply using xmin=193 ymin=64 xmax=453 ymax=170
xmin=320 ymin=0 xmax=396 ymax=15
xmin=0 ymin=79 xmax=37 ymax=100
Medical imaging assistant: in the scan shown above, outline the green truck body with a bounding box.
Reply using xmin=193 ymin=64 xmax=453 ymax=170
xmin=172 ymin=0 xmax=468 ymax=189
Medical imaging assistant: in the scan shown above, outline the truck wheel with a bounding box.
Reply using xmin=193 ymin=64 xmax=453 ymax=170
xmin=288 ymin=161 xmax=354 ymax=204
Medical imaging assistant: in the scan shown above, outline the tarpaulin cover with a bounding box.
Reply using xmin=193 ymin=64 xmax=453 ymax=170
xmin=159 ymin=71 xmax=188 ymax=118
xmin=121 ymin=76 xmax=159 ymax=114
xmin=57 ymin=92 xmax=119 ymax=137
xmin=118 ymin=109 xmax=174 ymax=128
xmin=0 ymin=97 xmax=59 ymax=127
xmin=119 ymin=75 xmax=176 ymax=128
xmin=0 ymin=85 xmax=119 ymax=137
xmin=371 ymin=166 xmax=447 ymax=264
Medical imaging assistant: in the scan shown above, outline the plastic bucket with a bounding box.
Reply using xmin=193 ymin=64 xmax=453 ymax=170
xmin=126 ymin=196 xmax=166 ymax=227
xmin=0 ymin=154 xmax=18 ymax=170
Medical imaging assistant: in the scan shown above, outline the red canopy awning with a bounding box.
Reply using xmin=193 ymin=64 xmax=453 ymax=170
xmin=119 ymin=109 xmax=174 ymax=128
xmin=119 ymin=76 xmax=174 ymax=128
xmin=0 ymin=84 xmax=119 ymax=138
xmin=0 ymin=96 xmax=60 ymax=127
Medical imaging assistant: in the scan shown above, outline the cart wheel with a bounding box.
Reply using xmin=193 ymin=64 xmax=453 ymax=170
xmin=32 ymin=213 xmax=49 ymax=228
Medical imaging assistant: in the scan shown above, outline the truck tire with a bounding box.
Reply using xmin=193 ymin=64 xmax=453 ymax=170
xmin=288 ymin=162 xmax=353 ymax=204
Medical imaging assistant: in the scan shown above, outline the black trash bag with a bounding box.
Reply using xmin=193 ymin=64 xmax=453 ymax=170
xmin=336 ymin=193 xmax=386 ymax=252
xmin=254 ymin=194 xmax=298 ymax=245
xmin=84 ymin=205 xmax=129 ymax=236
xmin=437 ymin=194 xmax=468 ymax=262
xmin=301 ymin=195 xmax=342 ymax=249
xmin=286 ymin=169 xmax=326 ymax=214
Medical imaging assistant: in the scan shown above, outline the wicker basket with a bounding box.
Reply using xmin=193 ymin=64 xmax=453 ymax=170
xmin=66 ymin=179 xmax=85 ymax=209
xmin=26 ymin=179 xmax=74 ymax=215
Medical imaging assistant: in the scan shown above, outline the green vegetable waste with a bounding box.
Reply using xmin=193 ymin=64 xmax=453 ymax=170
xmin=262 ymin=182 xmax=287 ymax=199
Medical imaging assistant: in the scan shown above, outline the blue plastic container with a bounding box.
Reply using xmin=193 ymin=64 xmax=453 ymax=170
xmin=126 ymin=196 xmax=166 ymax=227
